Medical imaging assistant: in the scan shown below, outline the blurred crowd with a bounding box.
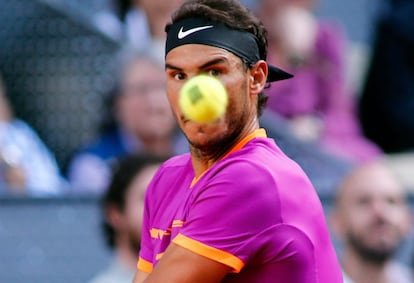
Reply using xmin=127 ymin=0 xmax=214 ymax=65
xmin=1 ymin=0 xmax=412 ymax=196
xmin=0 ymin=0 xmax=413 ymax=282
xmin=2 ymin=0 xmax=413 ymax=196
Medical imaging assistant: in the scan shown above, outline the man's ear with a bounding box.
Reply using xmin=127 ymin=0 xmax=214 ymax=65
xmin=249 ymin=60 xmax=268 ymax=95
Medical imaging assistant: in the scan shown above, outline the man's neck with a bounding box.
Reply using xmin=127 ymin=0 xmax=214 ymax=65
xmin=190 ymin=122 xmax=260 ymax=178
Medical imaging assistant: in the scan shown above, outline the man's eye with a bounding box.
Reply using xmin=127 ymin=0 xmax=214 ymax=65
xmin=174 ymin=73 xmax=186 ymax=80
xmin=208 ymin=69 xmax=220 ymax=76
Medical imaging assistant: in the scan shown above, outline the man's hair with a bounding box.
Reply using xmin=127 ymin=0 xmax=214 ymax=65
xmin=166 ymin=0 xmax=270 ymax=116
xmin=102 ymin=154 xmax=167 ymax=249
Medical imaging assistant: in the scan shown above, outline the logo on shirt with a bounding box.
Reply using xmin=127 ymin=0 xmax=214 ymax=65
xmin=150 ymin=228 xmax=171 ymax=240
xmin=150 ymin=220 xmax=185 ymax=239
xmin=177 ymin=25 xmax=214 ymax=39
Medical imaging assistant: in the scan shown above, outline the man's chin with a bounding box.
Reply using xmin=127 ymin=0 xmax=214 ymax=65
xmin=361 ymin=248 xmax=394 ymax=263
xmin=351 ymin=237 xmax=397 ymax=263
xmin=182 ymin=121 xmax=225 ymax=141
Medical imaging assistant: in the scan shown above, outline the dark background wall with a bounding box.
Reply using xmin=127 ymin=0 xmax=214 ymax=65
xmin=0 ymin=0 xmax=121 ymax=170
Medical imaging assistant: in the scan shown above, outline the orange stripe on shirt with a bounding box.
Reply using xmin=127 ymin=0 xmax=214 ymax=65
xmin=191 ymin=128 xmax=267 ymax=187
xmin=172 ymin=233 xmax=245 ymax=273
xmin=222 ymin=128 xmax=267 ymax=160
xmin=172 ymin=220 xmax=185 ymax=227
xmin=137 ymin=256 xmax=153 ymax=273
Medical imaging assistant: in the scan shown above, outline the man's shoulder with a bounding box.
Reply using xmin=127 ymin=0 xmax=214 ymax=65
xmin=161 ymin=153 xmax=191 ymax=169
xmin=231 ymin=137 xmax=307 ymax=178
xmin=387 ymin=261 xmax=414 ymax=283
xmin=151 ymin=153 xmax=192 ymax=184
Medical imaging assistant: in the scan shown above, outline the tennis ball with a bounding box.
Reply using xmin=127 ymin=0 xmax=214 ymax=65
xmin=179 ymin=75 xmax=228 ymax=123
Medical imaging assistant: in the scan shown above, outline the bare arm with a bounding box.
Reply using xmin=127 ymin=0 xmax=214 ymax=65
xmin=138 ymin=243 xmax=231 ymax=283
xmin=132 ymin=270 xmax=149 ymax=283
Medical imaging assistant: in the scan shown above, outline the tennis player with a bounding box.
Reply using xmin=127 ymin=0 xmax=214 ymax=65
xmin=133 ymin=0 xmax=343 ymax=282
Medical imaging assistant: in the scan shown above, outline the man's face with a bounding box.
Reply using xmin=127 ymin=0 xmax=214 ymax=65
xmin=335 ymin=164 xmax=411 ymax=262
xmin=117 ymin=58 xmax=176 ymax=141
xmin=165 ymin=44 xmax=257 ymax=152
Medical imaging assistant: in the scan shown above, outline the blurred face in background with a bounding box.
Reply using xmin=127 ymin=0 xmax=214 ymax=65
xmin=135 ymin=0 xmax=184 ymax=37
xmin=258 ymin=0 xmax=316 ymax=14
xmin=138 ymin=0 xmax=183 ymax=16
xmin=256 ymin=0 xmax=317 ymax=60
xmin=332 ymin=162 xmax=412 ymax=263
xmin=116 ymin=57 xmax=176 ymax=142
xmin=122 ymin=163 xmax=160 ymax=252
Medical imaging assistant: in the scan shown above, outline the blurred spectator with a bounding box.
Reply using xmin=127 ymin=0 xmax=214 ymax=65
xmin=94 ymin=0 xmax=184 ymax=62
xmin=255 ymin=0 xmax=382 ymax=163
xmin=67 ymin=48 xmax=187 ymax=194
xmin=330 ymin=159 xmax=413 ymax=283
xmin=88 ymin=154 xmax=165 ymax=283
xmin=123 ymin=0 xmax=183 ymax=56
xmin=358 ymin=0 xmax=414 ymax=153
xmin=0 ymin=73 xmax=67 ymax=196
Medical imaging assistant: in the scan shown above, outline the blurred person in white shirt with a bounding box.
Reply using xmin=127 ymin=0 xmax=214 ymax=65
xmin=0 ymin=73 xmax=67 ymax=196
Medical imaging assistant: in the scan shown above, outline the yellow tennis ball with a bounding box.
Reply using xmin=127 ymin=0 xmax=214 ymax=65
xmin=179 ymin=75 xmax=228 ymax=123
